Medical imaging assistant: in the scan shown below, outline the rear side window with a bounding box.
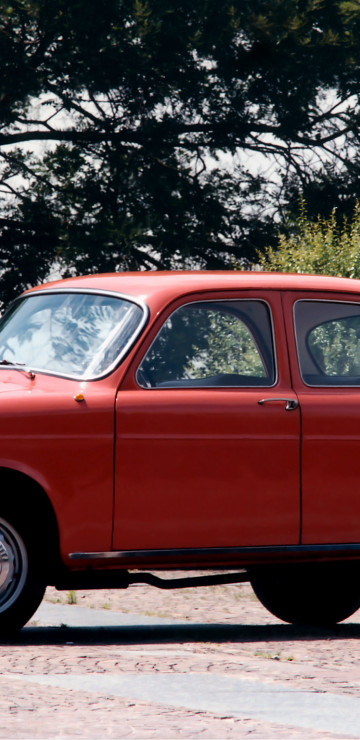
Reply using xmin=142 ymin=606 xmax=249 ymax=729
xmin=294 ymin=300 xmax=360 ymax=386
xmin=137 ymin=300 xmax=275 ymax=388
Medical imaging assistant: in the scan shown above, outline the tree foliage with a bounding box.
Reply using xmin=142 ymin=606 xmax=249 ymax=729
xmin=308 ymin=316 xmax=360 ymax=376
xmin=2 ymin=2 xmax=360 ymax=303
xmin=259 ymin=203 xmax=360 ymax=277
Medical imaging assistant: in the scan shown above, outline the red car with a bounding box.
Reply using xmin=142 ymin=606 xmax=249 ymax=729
xmin=1 ymin=270 xmax=360 ymax=630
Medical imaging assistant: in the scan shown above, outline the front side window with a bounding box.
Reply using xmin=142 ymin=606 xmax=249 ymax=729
xmin=295 ymin=300 xmax=360 ymax=386
xmin=0 ymin=291 xmax=145 ymax=380
xmin=137 ymin=300 xmax=275 ymax=388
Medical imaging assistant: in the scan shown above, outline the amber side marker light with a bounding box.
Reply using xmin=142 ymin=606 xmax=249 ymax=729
xmin=74 ymin=393 xmax=85 ymax=402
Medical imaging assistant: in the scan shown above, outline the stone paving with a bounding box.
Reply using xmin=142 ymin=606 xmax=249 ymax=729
xmin=0 ymin=579 xmax=359 ymax=738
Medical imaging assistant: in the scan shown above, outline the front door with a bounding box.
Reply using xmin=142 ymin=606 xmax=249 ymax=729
xmin=113 ymin=292 xmax=300 ymax=551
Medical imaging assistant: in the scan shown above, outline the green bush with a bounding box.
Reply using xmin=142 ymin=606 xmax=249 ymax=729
xmin=259 ymin=204 xmax=360 ymax=278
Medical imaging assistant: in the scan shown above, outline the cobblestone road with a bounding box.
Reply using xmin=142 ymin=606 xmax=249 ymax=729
xmin=0 ymin=580 xmax=359 ymax=738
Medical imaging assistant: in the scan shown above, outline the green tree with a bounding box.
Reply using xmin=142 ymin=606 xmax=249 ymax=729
xmin=2 ymin=2 xmax=360 ymax=304
xmin=259 ymin=203 xmax=360 ymax=277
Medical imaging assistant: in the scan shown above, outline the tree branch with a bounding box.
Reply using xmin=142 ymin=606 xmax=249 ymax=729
xmin=1 ymin=114 xmax=357 ymax=153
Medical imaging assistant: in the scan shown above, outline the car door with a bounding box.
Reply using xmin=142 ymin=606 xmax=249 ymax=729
xmin=113 ymin=290 xmax=300 ymax=551
xmin=284 ymin=291 xmax=360 ymax=545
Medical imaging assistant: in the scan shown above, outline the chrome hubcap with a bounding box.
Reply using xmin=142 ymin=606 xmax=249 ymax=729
xmin=0 ymin=538 xmax=10 ymax=588
xmin=0 ymin=519 xmax=27 ymax=612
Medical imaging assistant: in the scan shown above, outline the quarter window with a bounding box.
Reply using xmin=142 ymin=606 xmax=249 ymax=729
xmin=295 ymin=300 xmax=360 ymax=386
xmin=137 ymin=300 xmax=275 ymax=388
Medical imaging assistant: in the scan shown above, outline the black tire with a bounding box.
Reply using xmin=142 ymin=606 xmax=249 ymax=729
xmin=250 ymin=562 xmax=360 ymax=626
xmin=0 ymin=516 xmax=45 ymax=634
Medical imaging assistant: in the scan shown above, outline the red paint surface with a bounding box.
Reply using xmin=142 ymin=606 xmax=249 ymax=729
xmin=1 ymin=271 xmax=360 ymax=569
xmin=284 ymin=291 xmax=360 ymax=545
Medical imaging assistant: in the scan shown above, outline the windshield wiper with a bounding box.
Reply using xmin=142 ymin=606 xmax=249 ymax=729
xmin=0 ymin=359 xmax=25 ymax=367
xmin=0 ymin=359 xmax=36 ymax=379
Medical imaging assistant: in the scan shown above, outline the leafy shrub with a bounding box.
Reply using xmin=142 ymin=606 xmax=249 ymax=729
xmin=259 ymin=203 xmax=360 ymax=278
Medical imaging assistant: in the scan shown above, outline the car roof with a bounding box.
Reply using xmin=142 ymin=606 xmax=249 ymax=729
xmin=26 ymin=271 xmax=360 ymax=308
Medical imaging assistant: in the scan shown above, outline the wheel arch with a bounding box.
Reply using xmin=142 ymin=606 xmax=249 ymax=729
xmin=0 ymin=467 xmax=61 ymax=579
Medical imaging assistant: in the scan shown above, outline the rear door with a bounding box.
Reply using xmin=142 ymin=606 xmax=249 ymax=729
xmin=285 ymin=291 xmax=360 ymax=544
xmin=113 ymin=290 xmax=300 ymax=551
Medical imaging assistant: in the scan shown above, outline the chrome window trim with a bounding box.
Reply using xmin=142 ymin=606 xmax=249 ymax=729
xmin=0 ymin=287 xmax=149 ymax=382
xmin=294 ymin=298 xmax=360 ymax=388
xmin=136 ymin=298 xmax=278 ymax=390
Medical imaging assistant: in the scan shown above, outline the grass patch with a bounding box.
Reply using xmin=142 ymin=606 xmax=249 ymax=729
xmin=66 ymin=590 xmax=77 ymax=605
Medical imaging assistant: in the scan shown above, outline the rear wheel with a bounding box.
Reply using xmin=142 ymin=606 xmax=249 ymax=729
xmin=0 ymin=517 xmax=45 ymax=633
xmin=250 ymin=562 xmax=360 ymax=626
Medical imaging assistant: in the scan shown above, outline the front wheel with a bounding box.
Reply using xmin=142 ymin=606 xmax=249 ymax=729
xmin=0 ymin=517 xmax=45 ymax=633
xmin=250 ymin=562 xmax=360 ymax=626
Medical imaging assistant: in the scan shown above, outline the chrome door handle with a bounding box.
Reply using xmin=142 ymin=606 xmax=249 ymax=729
xmin=258 ymin=397 xmax=299 ymax=411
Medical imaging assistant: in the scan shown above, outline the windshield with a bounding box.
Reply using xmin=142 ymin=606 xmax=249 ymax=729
xmin=0 ymin=291 xmax=145 ymax=380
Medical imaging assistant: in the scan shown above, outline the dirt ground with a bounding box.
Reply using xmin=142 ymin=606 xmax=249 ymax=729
xmin=0 ymin=576 xmax=360 ymax=738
